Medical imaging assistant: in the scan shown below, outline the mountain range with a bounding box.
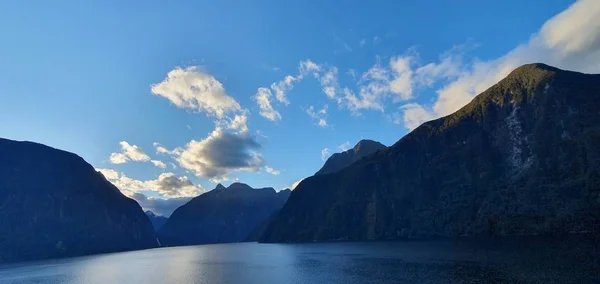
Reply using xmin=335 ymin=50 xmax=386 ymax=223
xmin=260 ymin=63 xmax=600 ymax=242
xmin=2 ymin=63 xmax=599 ymax=263
xmin=157 ymin=183 xmax=290 ymax=246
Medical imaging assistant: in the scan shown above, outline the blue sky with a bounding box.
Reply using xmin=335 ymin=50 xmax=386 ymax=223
xmin=3 ymin=0 xmax=599 ymax=216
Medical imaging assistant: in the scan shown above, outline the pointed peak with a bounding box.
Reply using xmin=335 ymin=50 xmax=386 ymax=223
xmin=215 ymin=183 xmax=226 ymax=190
xmin=145 ymin=210 xmax=156 ymax=217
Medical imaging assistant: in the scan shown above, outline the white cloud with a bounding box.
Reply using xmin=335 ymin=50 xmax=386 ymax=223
xmin=151 ymin=160 xmax=167 ymax=169
xmin=145 ymin=173 xmax=204 ymax=197
xmin=400 ymin=103 xmax=436 ymax=131
xmin=270 ymin=75 xmax=297 ymax=105
xmin=321 ymin=148 xmax=331 ymax=161
xmin=154 ymin=142 xmax=170 ymax=154
xmin=320 ymin=67 xmax=339 ymax=99
xmin=254 ymin=87 xmax=281 ymax=121
xmin=306 ymin=105 xmax=328 ymax=127
xmin=433 ymin=0 xmax=600 ymax=117
xmin=338 ymin=141 xmax=351 ymax=152
xmin=255 ymin=59 xmax=325 ymax=121
xmin=97 ymin=168 xmax=119 ymax=180
xmin=226 ymin=112 xmax=249 ymax=133
xmin=265 ymin=166 xmax=280 ymax=175
xmin=120 ymin=141 xmax=150 ymax=161
xmin=177 ymin=127 xmax=264 ymax=179
xmin=414 ymin=44 xmax=468 ymax=87
xmin=299 ymin=59 xmax=322 ymax=79
xmin=359 ymin=38 xmax=366 ymax=47
xmin=150 ymin=66 xmax=241 ymax=118
xmin=337 ymin=57 xmax=416 ymax=114
xmin=109 ymin=141 xmax=150 ymax=164
xmin=352 ymin=55 xmax=416 ymax=111
xmin=97 ymin=169 xmax=204 ymax=198
xmin=208 ymin=175 xmax=229 ymax=184
xmin=343 ymin=87 xmax=383 ymax=113
xmin=109 ymin=153 xmax=128 ymax=164
xmin=389 ymin=56 xmax=414 ymax=101
xmin=153 ymin=142 xmax=182 ymax=156
xmin=128 ymin=192 xmax=191 ymax=217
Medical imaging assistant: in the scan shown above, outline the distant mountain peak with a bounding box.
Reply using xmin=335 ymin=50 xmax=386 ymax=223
xmin=316 ymin=139 xmax=386 ymax=175
xmin=353 ymin=139 xmax=386 ymax=153
xmin=158 ymin=181 xmax=290 ymax=246
xmin=228 ymin=182 xmax=253 ymax=190
xmin=510 ymin=62 xmax=558 ymax=74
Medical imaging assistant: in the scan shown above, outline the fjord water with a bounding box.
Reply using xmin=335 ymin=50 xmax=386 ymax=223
xmin=1 ymin=238 xmax=598 ymax=284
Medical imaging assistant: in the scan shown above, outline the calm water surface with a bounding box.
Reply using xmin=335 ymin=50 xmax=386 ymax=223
xmin=0 ymin=239 xmax=598 ymax=284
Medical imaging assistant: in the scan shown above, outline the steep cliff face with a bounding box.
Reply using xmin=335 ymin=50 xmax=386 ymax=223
xmin=316 ymin=140 xmax=386 ymax=175
xmin=261 ymin=64 xmax=600 ymax=242
xmin=158 ymin=183 xmax=290 ymax=245
xmin=0 ymin=139 xmax=157 ymax=263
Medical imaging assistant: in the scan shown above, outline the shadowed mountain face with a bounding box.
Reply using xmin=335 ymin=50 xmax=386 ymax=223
xmin=0 ymin=139 xmax=157 ymax=263
xmin=145 ymin=211 xmax=168 ymax=231
xmin=316 ymin=140 xmax=386 ymax=175
xmin=261 ymin=64 xmax=600 ymax=243
xmin=158 ymin=183 xmax=290 ymax=246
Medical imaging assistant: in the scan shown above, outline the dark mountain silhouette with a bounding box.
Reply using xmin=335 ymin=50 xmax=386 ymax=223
xmin=145 ymin=210 xmax=168 ymax=231
xmin=249 ymin=141 xmax=385 ymax=241
xmin=0 ymin=138 xmax=157 ymax=263
xmin=244 ymin=188 xmax=292 ymax=242
xmin=316 ymin=140 xmax=386 ymax=175
xmin=261 ymin=63 xmax=600 ymax=242
xmin=158 ymin=183 xmax=290 ymax=246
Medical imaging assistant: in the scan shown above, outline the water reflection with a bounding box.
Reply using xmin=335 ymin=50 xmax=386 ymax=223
xmin=0 ymin=237 xmax=598 ymax=284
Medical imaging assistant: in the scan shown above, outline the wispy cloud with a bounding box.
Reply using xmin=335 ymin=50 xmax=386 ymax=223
xmin=338 ymin=141 xmax=351 ymax=152
xmin=321 ymin=148 xmax=332 ymax=161
xmin=254 ymin=60 xmax=323 ymax=121
xmin=306 ymin=104 xmax=329 ymax=127
xmin=359 ymin=38 xmax=366 ymax=47
xmin=265 ymin=166 xmax=280 ymax=175
xmin=109 ymin=141 xmax=150 ymax=164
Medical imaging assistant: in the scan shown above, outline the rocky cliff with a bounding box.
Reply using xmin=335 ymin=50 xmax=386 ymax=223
xmin=158 ymin=183 xmax=290 ymax=245
xmin=261 ymin=63 xmax=600 ymax=242
xmin=0 ymin=138 xmax=157 ymax=263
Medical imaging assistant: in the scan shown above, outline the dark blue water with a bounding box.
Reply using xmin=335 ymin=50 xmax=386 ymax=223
xmin=0 ymin=239 xmax=598 ymax=284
